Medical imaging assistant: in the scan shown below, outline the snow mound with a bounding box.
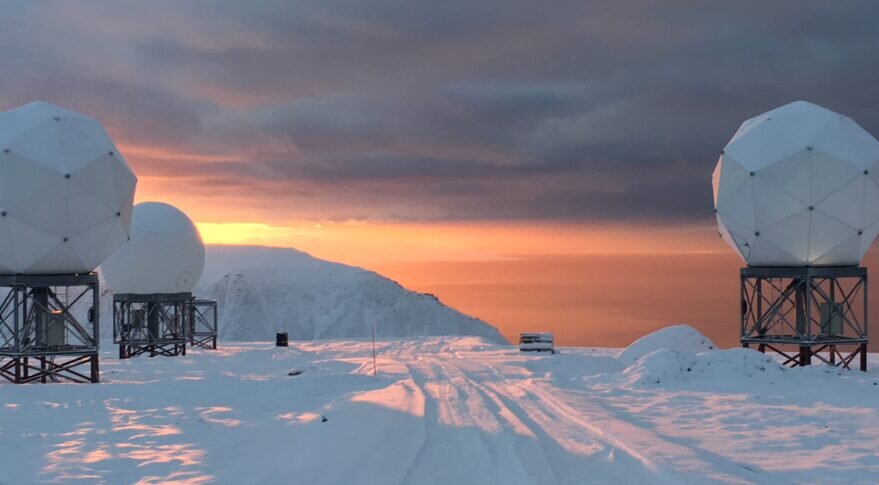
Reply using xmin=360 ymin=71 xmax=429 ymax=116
xmin=617 ymin=324 xmax=715 ymax=364
xmin=621 ymin=347 xmax=784 ymax=388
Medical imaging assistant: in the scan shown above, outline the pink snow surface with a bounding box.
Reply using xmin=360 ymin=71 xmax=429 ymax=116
xmin=2 ymin=326 xmax=878 ymax=484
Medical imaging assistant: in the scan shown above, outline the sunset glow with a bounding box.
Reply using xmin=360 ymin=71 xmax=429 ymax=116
xmin=195 ymin=220 xmax=728 ymax=267
xmin=2 ymin=0 xmax=878 ymax=351
xmin=5 ymin=2 xmax=879 ymax=484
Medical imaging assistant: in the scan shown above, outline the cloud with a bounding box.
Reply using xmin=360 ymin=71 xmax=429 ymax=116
xmin=1 ymin=0 xmax=878 ymax=223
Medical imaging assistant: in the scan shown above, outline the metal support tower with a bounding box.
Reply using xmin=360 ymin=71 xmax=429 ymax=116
xmin=0 ymin=274 xmax=100 ymax=384
xmin=741 ymin=266 xmax=868 ymax=371
xmin=114 ymin=293 xmax=191 ymax=359
xmin=189 ymin=299 xmax=218 ymax=350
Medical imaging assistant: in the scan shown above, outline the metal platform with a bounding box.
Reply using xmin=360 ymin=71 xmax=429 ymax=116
xmin=189 ymin=299 xmax=218 ymax=350
xmin=740 ymin=266 xmax=868 ymax=371
xmin=114 ymin=292 xmax=191 ymax=359
xmin=0 ymin=274 xmax=100 ymax=383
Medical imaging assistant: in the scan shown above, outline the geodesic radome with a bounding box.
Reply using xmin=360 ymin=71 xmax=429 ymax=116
xmin=0 ymin=101 xmax=137 ymax=274
xmin=101 ymin=202 xmax=205 ymax=294
xmin=713 ymin=101 xmax=879 ymax=267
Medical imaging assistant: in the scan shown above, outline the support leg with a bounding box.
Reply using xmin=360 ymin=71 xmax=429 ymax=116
xmin=799 ymin=346 xmax=811 ymax=367
xmin=90 ymin=354 xmax=99 ymax=383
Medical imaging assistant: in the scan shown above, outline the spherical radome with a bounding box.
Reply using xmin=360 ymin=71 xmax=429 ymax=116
xmin=713 ymin=101 xmax=879 ymax=266
xmin=0 ymin=101 xmax=137 ymax=274
xmin=101 ymin=202 xmax=205 ymax=294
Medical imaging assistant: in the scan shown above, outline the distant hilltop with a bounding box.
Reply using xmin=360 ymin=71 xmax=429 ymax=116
xmin=96 ymin=245 xmax=507 ymax=344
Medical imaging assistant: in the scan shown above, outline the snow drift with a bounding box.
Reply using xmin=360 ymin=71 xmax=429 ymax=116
xmin=98 ymin=245 xmax=506 ymax=344
xmin=613 ymin=324 xmax=783 ymax=389
xmin=616 ymin=324 xmax=715 ymax=364
xmin=620 ymin=347 xmax=785 ymax=388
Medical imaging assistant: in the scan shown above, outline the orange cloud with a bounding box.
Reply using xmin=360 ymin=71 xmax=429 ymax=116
xmin=196 ymin=220 xmax=727 ymax=267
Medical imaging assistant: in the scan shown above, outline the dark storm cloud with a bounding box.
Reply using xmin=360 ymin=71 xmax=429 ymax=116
xmin=1 ymin=0 xmax=878 ymax=222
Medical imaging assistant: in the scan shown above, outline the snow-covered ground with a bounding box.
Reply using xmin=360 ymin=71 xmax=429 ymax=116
xmin=3 ymin=326 xmax=878 ymax=484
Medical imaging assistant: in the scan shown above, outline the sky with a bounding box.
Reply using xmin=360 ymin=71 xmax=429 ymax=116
xmin=2 ymin=1 xmax=879 ymax=344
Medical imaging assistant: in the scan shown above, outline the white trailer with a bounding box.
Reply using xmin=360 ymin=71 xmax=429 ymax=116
xmin=519 ymin=333 xmax=555 ymax=353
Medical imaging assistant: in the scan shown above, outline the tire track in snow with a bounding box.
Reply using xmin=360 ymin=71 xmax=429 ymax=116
xmin=402 ymin=347 xmax=654 ymax=484
xmin=529 ymin=383 xmax=773 ymax=484
xmin=433 ymin=359 xmax=565 ymax=484
xmin=461 ymin=357 xmax=666 ymax=480
xmin=400 ymin=358 xmax=500 ymax=484
xmin=386 ymin=340 xmax=765 ymax=484
xmin=398 ymin=360 xmax=439 ymax=485
xmin=510 ymin=379 xmax=769 ymax=484
xmin=448 ymin=357 xmax=658 ymax=484
xmin=399 ymin=351 xmax=560 ymax=485
xmin=431 ymin=358 xmax=559 ymax=484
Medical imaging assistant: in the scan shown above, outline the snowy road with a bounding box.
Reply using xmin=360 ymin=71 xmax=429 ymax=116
xmin=383 ymin=340 xmax=764 ymax=484
xmin=2 ymin=333 xmax=878 ymax=484
xmin=388 ymin=340 xmax=654 ymax=484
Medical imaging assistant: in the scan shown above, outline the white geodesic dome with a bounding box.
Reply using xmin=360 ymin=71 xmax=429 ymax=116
xmin=712 ymin=101 xmax=879 ymax=266
xmin=101 ymin=202 xmax=205 ymax=294
xmin=0 ymin=101 xmax=137 ymax=274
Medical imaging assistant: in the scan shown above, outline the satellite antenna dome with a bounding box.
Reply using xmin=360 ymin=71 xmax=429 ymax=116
xmin=101 ymin=202 xmax=205 ymax=294
xmin=713 ymin=101 xmax=879 ymax=266
xmin=0 ymin=101 xmax=137 ymax=274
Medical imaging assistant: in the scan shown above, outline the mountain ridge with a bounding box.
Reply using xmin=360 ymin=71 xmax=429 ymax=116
xmin=96 ymin=244 xmax=507 ymax=344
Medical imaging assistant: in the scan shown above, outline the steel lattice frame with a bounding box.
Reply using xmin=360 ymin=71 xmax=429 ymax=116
xmin=0 ymin=274 xmax=100 ymax=384
xmin=741 ymin=266 xmax=868 ymax=371
xmin=113 ymin=293 xmax=191 ymax=359
xmin=189 ymin=300 xmax=218 ymax=350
